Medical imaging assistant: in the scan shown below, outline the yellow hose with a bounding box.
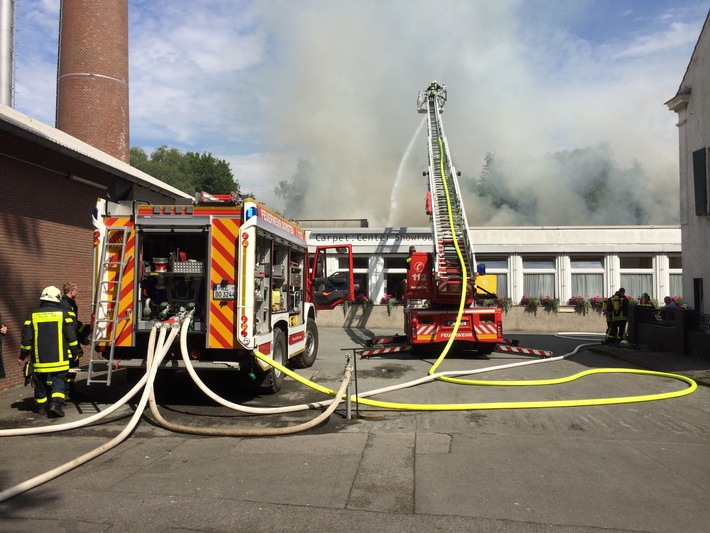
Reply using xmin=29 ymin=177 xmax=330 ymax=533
xmin=427 ymin=135 xmax=467 ymax=375
xmin=254 ymin=350 xmax=696 ymax=411
xmin=249 ymin=120 xmax=698 ymax=411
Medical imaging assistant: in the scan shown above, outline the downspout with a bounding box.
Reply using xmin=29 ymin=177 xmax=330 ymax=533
xmin=0 ymin=0 xmax=15 ymax=107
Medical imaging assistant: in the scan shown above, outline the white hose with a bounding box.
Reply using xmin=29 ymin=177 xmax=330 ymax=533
xmin=0 ymin=325 xmax=656 ymax=502
xmin=0 ymin=327 xmax=158 ymax=438
xmin=0 ymin=322 xmax=178 ymax=503
xmin=178 ymin=318 xmax=336 ymax=414
xmin=147 ymin=318 xmax=353 ymax=435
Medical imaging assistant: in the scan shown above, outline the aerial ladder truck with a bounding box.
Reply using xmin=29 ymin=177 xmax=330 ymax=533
xmin=362 ymin=83 xmax=505 ymax=357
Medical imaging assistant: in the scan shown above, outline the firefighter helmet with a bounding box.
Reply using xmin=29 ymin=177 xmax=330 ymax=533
xmin=40 ymin=285 xmax=61 ymax=303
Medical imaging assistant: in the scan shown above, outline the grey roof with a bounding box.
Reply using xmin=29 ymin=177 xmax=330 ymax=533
xmin=0 ymin=103 xmax=192 ymax=199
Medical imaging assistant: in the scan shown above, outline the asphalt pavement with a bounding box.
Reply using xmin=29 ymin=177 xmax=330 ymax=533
xmin=0 ymin=329 xmax=709 ymax=533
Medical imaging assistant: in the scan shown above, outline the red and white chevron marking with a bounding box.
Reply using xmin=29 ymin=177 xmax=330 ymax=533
xmin=416 ymin=324 xmax=437 ymax=336
xmin=474 ymin=323 xmax=498 ymax=335
xmin=496 ymin=345 xmax=554 ymax=358
xmin=357 ymin=345 xmax=411 ymax=358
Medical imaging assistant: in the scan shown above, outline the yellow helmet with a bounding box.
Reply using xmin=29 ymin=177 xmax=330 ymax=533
xmin=40 ymin=285 xmax=62 ymax=303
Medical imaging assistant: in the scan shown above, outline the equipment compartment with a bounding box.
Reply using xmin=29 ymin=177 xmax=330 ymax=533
xmin=137 ymin=230 xmax=209 ymax=331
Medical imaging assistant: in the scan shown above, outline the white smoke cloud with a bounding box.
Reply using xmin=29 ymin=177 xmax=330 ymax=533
xmin=251 ymin=1 xmax=702 ymax=225
xmin=12 ymin=0 xmax=706 ymax=226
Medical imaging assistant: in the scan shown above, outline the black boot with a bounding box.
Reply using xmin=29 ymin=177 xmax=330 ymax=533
xmin=48 ymin=404 xmax=65 ymax=418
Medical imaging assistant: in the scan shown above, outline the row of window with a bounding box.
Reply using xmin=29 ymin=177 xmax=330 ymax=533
xmin=342 ymin=254 xmax=683 ymax=303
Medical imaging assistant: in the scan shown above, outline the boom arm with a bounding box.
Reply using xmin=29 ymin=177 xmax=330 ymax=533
xmin=417 ymin=83 xmax=477 ymax=300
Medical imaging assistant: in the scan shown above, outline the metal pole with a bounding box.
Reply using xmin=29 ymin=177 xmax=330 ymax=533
xmin=345 ymin=352 xmax=352 ymax=420
xmin=341 ymin=348 xmax=358 ymax=419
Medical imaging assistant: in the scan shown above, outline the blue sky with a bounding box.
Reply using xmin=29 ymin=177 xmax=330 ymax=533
xmin=10 ymin=0 xmax=710 ymax=225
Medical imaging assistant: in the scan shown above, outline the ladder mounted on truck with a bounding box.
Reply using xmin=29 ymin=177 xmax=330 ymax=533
xmin=87 ymin=226 xmax=131 ymax=385
xmin=417 ymin=82 xmax=477 ymax=297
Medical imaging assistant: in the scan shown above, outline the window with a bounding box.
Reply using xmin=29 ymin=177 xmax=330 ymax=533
xmin=669 ymin=275 xmax=683 ymax=298
xmin=477 ymin=256 xmax=509 ymax=297
xmin=338 ymin=256 xmax=368 ymax=269
xmin=477 ymin=257 xmax=507 ymax=269
xmin=523 ymin=258 xmax=554 ymax=270
xmin=384 ymin=256 xmax=408 ymax=269
xmin=385 ymin=273 xmax=406 ymax=300
xmin=619 ymin=256 xmax=652 ymax=269
xmin=693 ymin=148 xmax=709 ymax=216
xmin=523 ymin=257 xmax=555 ymax=298
xmin=492 ymin=274 xmax=508 ymax=297
xmin=619 ymin=255 xmax=652 ymax=299
xmin=668 ymin=254 xmax=682 ymax=299
xmin=570 ymin=257 xmax=603 ymax=269
xmin=570 ymin=256 xmax=604 ymax=299
xmin=351 ymin=255 xmax=369 ymax=302
xmin=668 ymin=256 xmax=682 ymax=269
xmin=383 ymin=255 xmax=407 ymax=301
xmin=353 ymin=273 xmax=369 ymax=301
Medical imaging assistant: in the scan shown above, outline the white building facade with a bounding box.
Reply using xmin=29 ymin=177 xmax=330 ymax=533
xmin=666 ymin=11 xmax=710 ymax=314
xmin=307 ymin=226 xmax=682 ymax=306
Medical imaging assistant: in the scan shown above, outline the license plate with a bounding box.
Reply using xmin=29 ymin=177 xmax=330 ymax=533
xmin=213 ymin=284 xmax=236 ymax=299
xmin=445 ymin=320 xmax=467 ymax=326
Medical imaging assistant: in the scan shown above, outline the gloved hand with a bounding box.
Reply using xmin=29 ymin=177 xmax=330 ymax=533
xmin=22 ymin=360 xmax=33 ymax=386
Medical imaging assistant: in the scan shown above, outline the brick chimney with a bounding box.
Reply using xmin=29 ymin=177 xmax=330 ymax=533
xmin=56 ymin=0 xmax=129 ymax=162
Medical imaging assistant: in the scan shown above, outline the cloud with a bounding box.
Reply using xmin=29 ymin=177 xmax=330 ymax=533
xmin=252 ymin=1 xmax=702 ymax=225
xmin=11 ymin=0 xmax=706 ymax=227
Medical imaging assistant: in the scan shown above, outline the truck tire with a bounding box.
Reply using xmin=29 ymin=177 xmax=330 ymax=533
xmin=261 ymin=328 xmax=286 ymax=394
xmin=290 ymin=318 xmax=318 ymax=368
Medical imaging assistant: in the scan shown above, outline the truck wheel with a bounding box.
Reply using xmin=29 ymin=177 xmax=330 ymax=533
xmin=261 ymin=328 xmax=286 ymax=394
xmin=290 ymin=318 xmax=318 ymax=368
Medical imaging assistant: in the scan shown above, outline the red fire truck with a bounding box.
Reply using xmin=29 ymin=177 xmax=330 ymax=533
xmin=88 ymin=192 xmax=353 ymax=391
xmin=363 ymin=84 xmax=503 ymax=358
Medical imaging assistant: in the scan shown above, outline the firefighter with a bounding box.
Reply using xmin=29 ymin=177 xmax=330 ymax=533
xmin=406 ymin=246 xmax=416 ymax=270
xmin=608 ymin=288 xmax=629 ymax=344
xmin=601 ymin=295 xmax=613 ymax=343
xmin=60 ymin=282 xmax=88 ymax=396
xmin=18 ymin=286 xmax=82 ymax=418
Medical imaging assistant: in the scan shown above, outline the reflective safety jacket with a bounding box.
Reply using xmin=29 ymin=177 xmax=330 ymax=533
xmin=609 ymin=294 xmax=629 ymax=321
xmin=19 ymin=301 xmax=81 ymax=373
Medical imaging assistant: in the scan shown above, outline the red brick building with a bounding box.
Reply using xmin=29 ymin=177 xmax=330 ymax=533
xmin=0 ymin=104 xmax=191 ymax=388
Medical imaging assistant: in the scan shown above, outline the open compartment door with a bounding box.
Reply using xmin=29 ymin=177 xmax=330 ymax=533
xmin=309 ymin=245 xmax=354 ymax=310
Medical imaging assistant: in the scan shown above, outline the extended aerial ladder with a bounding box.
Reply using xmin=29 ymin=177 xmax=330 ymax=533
xmin=359 ymin=84 xmax=552 ymax=359
xmin=417 ymin=82 xmax=476 ymax=299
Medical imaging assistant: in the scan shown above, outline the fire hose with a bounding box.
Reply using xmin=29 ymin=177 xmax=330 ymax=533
xmin=0 ymin=314 xmax=352 ymax=503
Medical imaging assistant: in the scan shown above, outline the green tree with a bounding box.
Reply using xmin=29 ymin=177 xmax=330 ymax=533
xmin=130 ymin=145 xmax=238 ymax=196
xmin=185 ymin=151 xmax=236 ymax=194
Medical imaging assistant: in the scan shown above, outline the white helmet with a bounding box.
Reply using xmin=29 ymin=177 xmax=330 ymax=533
xmin=40 ymin=286 xmax=61 ymax=303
